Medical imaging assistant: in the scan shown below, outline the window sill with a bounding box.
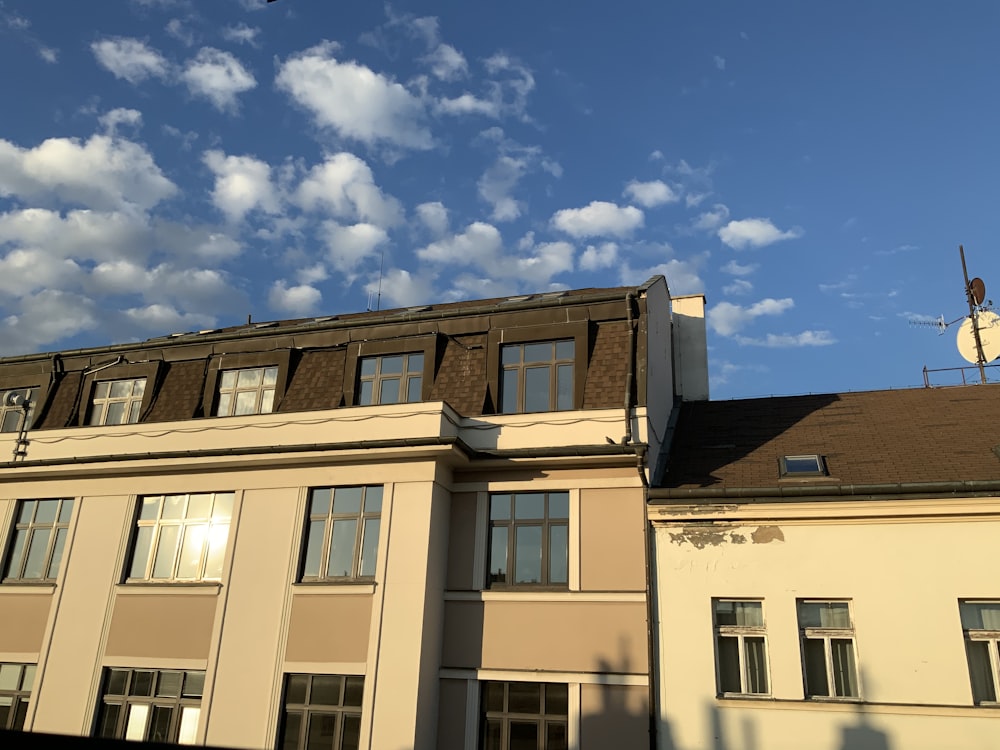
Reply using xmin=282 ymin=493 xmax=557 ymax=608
xmin=716 ymin=696 xmax=1000 ymax=717
xmin=116 ymin=582 xmax=222 ymax=596
xmin=0 ymin=581 xmax=57 ymax=594
xmin=445 ymin=590 xmax=644 ymax=602
xmin=291 ymin=583 xmax=377 ymax=596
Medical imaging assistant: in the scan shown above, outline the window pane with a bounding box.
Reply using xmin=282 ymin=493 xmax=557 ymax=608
xmin=131 ymin=671 xmax=154 ymax=696
xmin=286 ymin=675 xmax=308 ymax=705
xmin=157 ymin=671 xmax=183 ymax=698
xmin=105 ymin=401 xmax=126 ymax=426
xmin=302 ymin=520 xmax=326 ymax=578
xmin=176 ymin=524 xmax=207 ymax=579
xmin=178 ymin=707 xmax=200 ymax=745
xmin=715 ymin=601 xmax=763 ymax=627
xmin=501 ymin=346 xmax=521 ymax=365
xmin=215 ymin=392 xmax=232 ymax=416
xmin=333 ymin=487 xmax=363 ymax=515
xmin=47 ymin=527 xmax=68 ymax=579
xmin=234 ymin=390 xmax=257 ymax=416
xmin=489 ymin=527 xmax=507 ymax=583
xmin=381 ymin=355 xmax=403 ymax=375
xmin=237 ymin=369 xmax=263 ymax=388
xmin=58 ymin=499 xmax=74 ymax=523
xmin=124 ymin=704 xmax=149 ymax=740
xmin=360 ymin=519 xmax=380 ymax=578
xmin=152 ymin=525 xmax=181 ymax=578
xmin=311 ymin=675 xmax=342 ymax=706
xmin=508 ymin=721 xmax=539 ymax=750
xmin=485 ymin=682 xmax=504 ymax=712
xmin=342 ymin=714 xmax=361 ymax=750
xmin=800 ymin=601 xmax=851 ymax=628
xmin=106 ymin=669 xmax=129 ymax=696
xmin=220 ymin=371 xmax=236 ymax=389
xmin=280 ymin=712 xmax=302 ymax=750
xmin=183 ymin=671 xmax=205 ymax=698
xmin=344 ymin=676 xmax=364 ymax=707
xmin=261 ymin=389 xmax=275 ymax=413
xmin=545 ymin=684 xmax=568 ymax=715
xmin=523 ymin=343 xmax=551 ymax=363
xmin=95 ymin=382 xmax=110 ymax=399
xmin=21 ymin=665 xmax=35 ymax=691
xmin=162 ymin=495 xmax=186 ymax=520
xmin=961 ymin=602 xmax=1000 ymax=630
xmin=514 ymin=494 xmax=544 ymax=519
xmin=18 ymin=501 xmax=35 ymax=524
xmin=556 ymin=364 xmax=573 ymax=410
xmin=360 ymin=358 xmax=377 ymax=377
xmin=490 ymin=495 xmax=511 ymax=520
xmin=110 ymin=381 xmax=131 ymax=399
xmin=358 ymin=381 xmax=374 ymax=406
xmin=523 ymin=366 xmax=550 ymax=412
xmin=803 ymin=639 xmax=829 ymax=696
xmin=966 ymin=639 xmax=997 ymax=703
xmin=204 ymin=524 xmax=229 ymax=579
xmin=831 ymin=639 xmax=859 ymax=697
xmin=263 ymin=367 xmax=278 ymax=386
xmin=22 ymin=528 xmax=51 ymax=579
xmin=0 ymin=698 xmax=12 ymax=731
xmin=127 ymin=401 xmax=142 ymax=423
xmin=34 ymin=499 xmax=58 ymax=524
xmin=88 ymin=404 xmax=105 ymax=426
xmin=379 ymin=378 xmax=400 ymax=405
xmin=500 ymin=370 xmax=518 ymax=413
xmin=310 ymin=489 xmax=332 ymax=517
xmin=130 ymin=526 xmax=154 ymax=579
xmin=0 ymin=664 xmax=20 ymax=690
xmin=549 ymin=525 xmax=568 ymax=584
xmin=211 ymin=492 xmax=233 ymax=520
xmin=406 ymin=376 xmax=422 ymax=403
xmin=187 ymin=494 xmax=213 ymax=519
xmin=148 ymin=705 xmax=174 ymax=743
xmin=133 ymin=379 xmax=146 ymax=397
xmin=307 ymin=713 xmax=337 ymax=750
xmin=96 ymin=703 xmax=122 ymax=739
xmin=328 ymin=520 xmax=358 ymax=577
xmin=483 ymin=718 xmax=502 ymax=750
xmin=0 ymin=410 xmax=20 ymax=433
xmin=546 ymin=723 xmax=568 ymax=750
xmin=408 ymin=353 xmax=424 ymax=372
xmin=508 ymin=682 xmax=541 ymax=713
xmin=745 ymin=637 xmax=769 ymax=693
xmin=139 ymin=497 xmax=161 ymax=521
xmin=364 ymin=486 xmax=383 ymax=513
xmin=555 ymin=340 xmax=574 ymax=360
xmin=717 ymin=636 xmax=741 ymax=693
xmin=514 ymin=526 xmax=542 ymax=584
xmin=5 ymin=529 xmax=27 ymax=578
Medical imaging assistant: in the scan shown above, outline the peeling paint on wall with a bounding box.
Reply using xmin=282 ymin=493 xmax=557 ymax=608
xmin=665 ymin=524 xmax=783 ymax=548
xmin=751 ymin=525 xmax=785 ymax=544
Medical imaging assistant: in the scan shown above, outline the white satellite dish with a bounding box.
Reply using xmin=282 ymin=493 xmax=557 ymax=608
xmin=957 ymin=310 xmax=1000 ymax=363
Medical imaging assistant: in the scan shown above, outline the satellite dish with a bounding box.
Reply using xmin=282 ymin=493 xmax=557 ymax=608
xmin=3 ymin=391 xmax=28 ymax=408
xmin=957 ymin=310 xmax=1000 ymax=363
xmin=970 ymin=277 xmax=986 ymax=306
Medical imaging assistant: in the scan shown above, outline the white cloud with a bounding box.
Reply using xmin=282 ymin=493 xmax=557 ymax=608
xmin=620 ymin=256 xmax=705 ymax=296
xmin=478 ymin=155 xmax=529 ymax=221
xmin=202 ymin=150 xmax=280 ymax=223
xmin=513 ymin=240 xmax=573 ymax=280
xmin=124 ymin=304 xmax=215 ymax=332
xmin=415 ymin=201 xmax=448 ymax=235
xmin=423 ymin=43 xmax=467 ymax=80
xmin=91 ymin=38 xmax=171 ymax=84
xmin=735 ymin=330 xmax=836 ymax=347
xmin=483 ymin=53 xmax=535 ymax=120
xmin=221 ymin=23 xmax=260 ymax=46
xmin=182 ymin=47 xmax=256 ymax=112
xmin=417 ymin=222 xmax=502 ymax=266
xmin=320 ymin=221 xmax=388 ymax=275
xmin=436 ymin=93 xmax=499 ymax=118
xmin=718 ymin=218 xmax=803 ymax=250
xmin=0 ymin=135 xmax=176 ymax=211
xmin=580 ymin=242 xmax=618 ymax=271
xmin=714 ymin=55 xmax=726 ymax=70
xmin=295 ymin=152 xmax=403 ymax=228
xmin=623 ymin=180 xmax=679 ymax=208
xmin=0 ymin=208 xmax=149 ymax=263
xmin=365 ymin=268 xmax=435 ymax=308
xmin=0 ymin=249 xmax=82 ymax=297
xmin=649 ymin=150 xmax=664 ymax=161
xmin=692 ymin=203 xmax=730 ymax=231
xmin=38 ymin=47 xmax=58 ymax=64
xmin=685 ymin=192 xmax=709 ymax=208
xmin=268 ymin=281 xmax=322 ymax=316
xmin=708 ymin=297 xmax=795 ymax=336
xmin=723 ymin=279 xmax=752 ymax=296
xmin=99 ymin=108 xmax=143 ymax=135
xmin=0 ymin=290 xmax=98 ymax=354
xmin=551 ymin=201 xmax=643 ymax=239
xmin=276 ymin=42 xmax=432 ymax=150
xmin=710 ymin=360 xmax=768 ymax=388
xmin=721 ymin=259 xmax=757 ymax=276
xmin=165 ymin=18 xmax=195 ymax=46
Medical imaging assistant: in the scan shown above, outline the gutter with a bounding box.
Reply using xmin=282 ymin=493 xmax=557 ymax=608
xmin=648 ymin=479 xmax=1000 ymax=503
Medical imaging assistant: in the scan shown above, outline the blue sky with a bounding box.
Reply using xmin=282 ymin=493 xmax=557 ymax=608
xmin=1 ymin=0 xmax=999 ymax=400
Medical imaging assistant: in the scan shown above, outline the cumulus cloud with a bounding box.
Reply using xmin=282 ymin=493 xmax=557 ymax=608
xmin=221 ymin=23 xmax=260 ymax=46
xmin=423 ymin=43 xmax=467 ymax=80
xmin=619 ymin=255 xmax=705 ymax=296
xmin=366 ymin=268 xmax=435 ymax=308
xmin=708 ymin=298 xmax=795 ymax=336
xmin=735 ymin=330 xmax=836 ymax=347
xmin=721 ymin=259 xmax=758 ymax=276
xmin=99 ymin=108 xmax=143 ymax=135
xmin=551 ymin=201 xmax=643 ymax=239
xmin=124 ymin=304 xmax=215 ymax=332
xmin=276 ymin=42 xmax=432 ymax=150
xmin=436 ymin=93 xmax=499 ymax=118
xmin=718 ymin=218 xmax=803 ymax=250
xmin=182 ymin=47 xmax=256 ymax=112
xmin=623 ymin=180 xmax=678 ymax=208
xmin=0 ymin=135 xmax=176 ymax=211
xmin=165 ymin=18 xmax=195 ymax=46
xmin=692 ymin=203 xmax=730 ymax=232
xmin=0 ymin=290 xmax=98 ymax=354
xmin=415 ymin=201 xmax=448 ymax=235
xmin=202 ymin=150 xmax=281 ymax=223
xmin=91 ymin=37 xmax=171 ymax=84
xmin=478 ymin=155 xmax=529 ymax=221
xmin=295 ymin=152 xmax=403 ymax=228
xmin=320 ymin=221 xmax=388 ymax=275
xmin=417 ymin=222 xmax=502 ymax=266
xmin=269 ymin=281 xmax=322 ymax=316
xmin=723 ymin=279 xmax=752 ymax=296
xmin=580 ymin=242 xmax=618 ymax=271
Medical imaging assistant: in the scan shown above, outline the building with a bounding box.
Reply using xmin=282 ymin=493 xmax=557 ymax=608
xmin=0 ymin=275 xmax=708 ymax=750
xmin=650 ymin=387 xmax=1000 ymax=750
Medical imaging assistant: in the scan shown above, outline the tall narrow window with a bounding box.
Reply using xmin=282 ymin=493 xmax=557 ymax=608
xmin=94 ymin=668 xmax=204 ymax=744
xmin=960 ymin=601 xmax=1000 ymax=704
xmin=357 ymin=353 xmax=423 ymax=405
xmin=797 ymin=600 xmax=860 ymax=699
xmin=488 ymin=492 xmax=568 ymax=588
xmin=500 ymin=341 xmax=574 ymax=414
xmin=0 ymin=388 xmax=38 ymax=433
xmin=278 ymin=674 xmax=364 ymax=750
xmin=713 ymin=600 xmax=769 ymax=695
xmin=3 ymin=499 xmax=73 ymax=582
xmin=0 ymin=663 xmax=35 ymax=731
xmin=89 ymin=379 xmax=146 ymax=426
xmin=127 ymin=493 xmax=233 ymax=582
xmin=300 ymin=486 xmax=382 ymax=582
xmin=481 ymin=681 xmax=567 ymax=750
xmin=215 ymin=366 xmax=278 ymax=416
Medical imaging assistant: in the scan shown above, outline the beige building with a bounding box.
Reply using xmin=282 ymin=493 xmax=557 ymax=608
xmin=0 ymin=276 xmax=708 ymax=750
xmin=650 ymin=387 xmax=1000 ymax=750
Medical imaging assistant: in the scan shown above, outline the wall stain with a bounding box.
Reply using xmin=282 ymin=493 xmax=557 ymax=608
xmin=751 ymin=525 xmax=785 ymax=544
xmin=667 ymin=524 xmax=783 ymax=548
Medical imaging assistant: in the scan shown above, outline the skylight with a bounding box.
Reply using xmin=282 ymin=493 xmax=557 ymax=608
xmin=780 ymin=454 xmax=827 ymax=477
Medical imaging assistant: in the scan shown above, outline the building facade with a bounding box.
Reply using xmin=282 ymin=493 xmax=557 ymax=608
xmin=0 ymin=276 xmax=708 ymax=750
xmin=650 ymin=388 xmax=1000 ymax=750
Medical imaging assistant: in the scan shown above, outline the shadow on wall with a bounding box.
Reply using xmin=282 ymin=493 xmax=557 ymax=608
xmin=580 ymin=642 xmax=652 ymax=750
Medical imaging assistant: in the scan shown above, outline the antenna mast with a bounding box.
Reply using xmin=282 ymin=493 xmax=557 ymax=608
xmin=959 ymin=244 xmax=988 ymax=384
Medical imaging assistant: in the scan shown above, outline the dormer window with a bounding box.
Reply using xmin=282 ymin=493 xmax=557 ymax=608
xmin=89 ymin=379 xmax=146 ymax=426
xmin=0 ymin=388 xmax=38 ymax=432
xmin=780 ymin=455 xmax=827 ymax=477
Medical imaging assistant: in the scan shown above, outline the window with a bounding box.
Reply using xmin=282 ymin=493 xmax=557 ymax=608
xmin=779 ymin=455 xmax=827 ymax=477
xmin=127 ymin=493 xmax=233 ymax=582
xmin=500 ymin=341 xmax=574 ymax=414
xmin=215 ymin=366 xmax=278 ymax=416
xmin=277 ymin=674 xmax=364 ymax=750
xmin=300 ymin=486 xmax=382 ymax=582
xmin=0 ymin=663 xmax=35 ymax=731
xmin=357 ymin=353 xmax=423 ymax=406
xmin=713 ymin=600 xmax=769 ymax=696
xmin=89 ymin=379 xmax=146 ymax=426
xmin=94 ymin=668 xmax=204 ymax=744
xmin=488 ymin=492 xmax=568 ymax=588
xmin=798 ymin=600 xmax=860 ymax=698
xmin=960 ymin=601 xmax=1000 ymax=704
xmin=481 ymin=681 xmax=567 ymax=750
xmin=3 ymin=499 xmax=73 ymax=582
xmin=0 ymin=388 xmax=37 ymax=433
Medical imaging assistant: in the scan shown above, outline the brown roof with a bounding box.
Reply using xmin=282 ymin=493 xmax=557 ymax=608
xmin=658 ymin=385 xmax=1000 ymax=492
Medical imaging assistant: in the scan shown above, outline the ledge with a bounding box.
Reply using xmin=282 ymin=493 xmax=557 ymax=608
xmin=291 ymin=583 xmax=376 ymax=596
xmin=0 ymin=582 xmax=56 ymax=595
xmin=115 ymin=582 xmax=222 ymax=596
xmin=716 ymin=696 xmax=1000 ymax=718
xmin=444 ymin=590 xmax=645 ymax=603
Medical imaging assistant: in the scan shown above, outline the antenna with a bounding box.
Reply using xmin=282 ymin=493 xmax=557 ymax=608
xmin=959 ymin=245 xmax=989 ymax=383
xmin=376 ymin=248 xmax=384 ymax=312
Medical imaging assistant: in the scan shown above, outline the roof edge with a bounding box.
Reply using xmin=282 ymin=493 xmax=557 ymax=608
xmin=648 ymin=479 xmax=1000 ymax=503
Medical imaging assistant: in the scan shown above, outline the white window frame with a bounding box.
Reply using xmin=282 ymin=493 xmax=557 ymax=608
xmin=214 ymin=366 xmax=278 ymax=417
xmin=357 ymin=353 xmax=424 ymax=406
xmin=960 ymin=600 xmax=1000 ymax=705
xmin=0 ymin=387 xmax=38 ymax=433
xmin=712 ymin=599 xmax=770 ymax=697
xmin=797 ymin=599 xmax=861 ymax=700
xmin=89 ymin=378 xmax=146 ymax=426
